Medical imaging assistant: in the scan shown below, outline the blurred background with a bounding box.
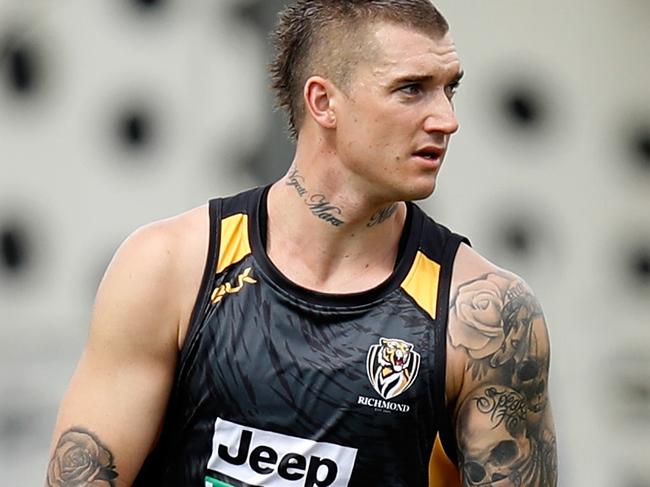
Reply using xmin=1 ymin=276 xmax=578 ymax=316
xmin=0 ymin=0 xmax=648 ymax=485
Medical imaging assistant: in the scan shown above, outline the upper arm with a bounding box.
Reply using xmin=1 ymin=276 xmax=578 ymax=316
xmin=46 ymin=222 xmax=183 ymax=486
xmin=447 ymin=245 xmax=558 ymax=486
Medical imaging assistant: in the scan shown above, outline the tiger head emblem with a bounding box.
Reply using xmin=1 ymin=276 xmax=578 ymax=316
xmin=366 ymin=338 xmax=421 ymax=400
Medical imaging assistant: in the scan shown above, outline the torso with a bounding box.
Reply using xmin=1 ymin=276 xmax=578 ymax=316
xmin=139 ymin=186 xmax=469 ymax=486
xmin=171 ymin=203 xmax=472 ymax=412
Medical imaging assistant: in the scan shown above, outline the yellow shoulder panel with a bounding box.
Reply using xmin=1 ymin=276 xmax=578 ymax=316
xmin=217 ymin=214 xmax=252 ymax=273
xmin=429 ymin=434 xmax=461 ymax=486
xmin=400 ymin=250 xmax=441 ymax=319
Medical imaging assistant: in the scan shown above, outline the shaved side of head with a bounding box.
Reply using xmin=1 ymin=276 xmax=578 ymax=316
xmin=269 ymin=0 xmax=449 ymax=138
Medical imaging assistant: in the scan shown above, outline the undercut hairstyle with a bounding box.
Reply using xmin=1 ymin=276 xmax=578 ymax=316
xmin=269 ymin=0 xmax=449 ymax=139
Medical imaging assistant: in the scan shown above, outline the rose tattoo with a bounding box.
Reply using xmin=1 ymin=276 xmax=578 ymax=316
xmin=449 ymin=274 xmax=544 ymax=381
xmin=47 ymin=428 xmax=118 ymax=486
xmin=449 ymin=273 xmax=510 ymax=360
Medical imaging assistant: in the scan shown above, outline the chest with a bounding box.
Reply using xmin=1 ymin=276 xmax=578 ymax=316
xmin=187 ymin=272 xmax=436 ymax=422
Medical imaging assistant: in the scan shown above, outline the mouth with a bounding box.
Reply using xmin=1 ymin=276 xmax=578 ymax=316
xmin=412 ymin=147 xmax=444 ymax=163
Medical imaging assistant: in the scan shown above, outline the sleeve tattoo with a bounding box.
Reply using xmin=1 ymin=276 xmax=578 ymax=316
xmin=47 ymin=427 xmax=119 ymax=487
xmin=449 ymin=273 xmax=558 ymax=486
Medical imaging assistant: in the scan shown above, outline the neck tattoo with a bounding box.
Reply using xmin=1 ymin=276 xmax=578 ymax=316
xmin=286 ymin=167 xmax=346 ymax=227
xmin=367 ymin=204 xmax=398 ymax=227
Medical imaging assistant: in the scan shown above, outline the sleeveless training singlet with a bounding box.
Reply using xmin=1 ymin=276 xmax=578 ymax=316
xmin=134 ymin=186 xmax=468 ymax=486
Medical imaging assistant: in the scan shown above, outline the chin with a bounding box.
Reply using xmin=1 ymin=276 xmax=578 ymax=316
xmin=400 ymin=178 xmax=437 ymax=202
xmin=370 ymin=173 xmax=437 ymax=203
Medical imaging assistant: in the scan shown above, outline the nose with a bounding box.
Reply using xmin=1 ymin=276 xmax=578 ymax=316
xmin=423 ymin=91 xmax=459 ymax=136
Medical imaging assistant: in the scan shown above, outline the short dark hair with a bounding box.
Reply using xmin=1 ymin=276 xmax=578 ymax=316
xmin=269 ymin=0 xmax=449 ymax=139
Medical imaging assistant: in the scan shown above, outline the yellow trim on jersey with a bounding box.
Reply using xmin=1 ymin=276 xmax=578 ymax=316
xmin=217 ymin=214 xmax=252 ymax=274
xmin=429 ymin=434 xmax=461 ymax=486
xmin=400 ymin=250 xmax=441 ymax=319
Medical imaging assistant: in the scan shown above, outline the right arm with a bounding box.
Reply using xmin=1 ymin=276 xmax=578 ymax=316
xmin=45 ymin=222 xmax=183 ymax=487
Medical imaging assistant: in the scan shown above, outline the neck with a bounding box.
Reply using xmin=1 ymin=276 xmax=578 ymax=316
xmin=266 ymin=156 xmax=407 ymax=293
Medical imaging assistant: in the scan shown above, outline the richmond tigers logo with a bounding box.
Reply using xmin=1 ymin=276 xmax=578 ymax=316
xmin=366 ymin=338 xmax=421 ymax=400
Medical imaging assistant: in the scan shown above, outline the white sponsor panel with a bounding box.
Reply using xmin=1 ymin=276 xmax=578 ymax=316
xmin=207 ymin=418 xmax=357 ymax=487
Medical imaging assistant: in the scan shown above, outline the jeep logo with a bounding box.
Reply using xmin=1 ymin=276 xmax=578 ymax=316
xmin=207 ymin=418 xmax=357 ymax=487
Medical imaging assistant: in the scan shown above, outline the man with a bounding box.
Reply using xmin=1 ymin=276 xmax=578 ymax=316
xmin=46 ymin=1 xmax=557 ymax=486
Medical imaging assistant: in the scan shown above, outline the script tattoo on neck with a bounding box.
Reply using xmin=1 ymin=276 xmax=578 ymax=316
xmin=286 ymin=167 xmax=345 ymax=227
xmin=286 ymin=167 xmax=308 ymax=198
xmin=367 ymin=204 xmax=398 ymax=227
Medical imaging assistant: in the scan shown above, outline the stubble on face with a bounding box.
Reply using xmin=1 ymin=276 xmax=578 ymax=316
xmin=331 ymin=24 xmax=462 ymax=203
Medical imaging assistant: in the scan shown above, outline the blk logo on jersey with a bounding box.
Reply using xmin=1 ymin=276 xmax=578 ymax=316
xmin=366 ymin=338 xmax=421 ymax=400
xmin=206 ymin=418 xmax=357 ymax=487
xmin=211 ymin=267 xmax=257 ymax=304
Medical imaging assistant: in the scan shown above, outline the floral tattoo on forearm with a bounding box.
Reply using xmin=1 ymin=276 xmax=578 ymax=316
xmin=47 ymin=427 xmax=118 ymax=487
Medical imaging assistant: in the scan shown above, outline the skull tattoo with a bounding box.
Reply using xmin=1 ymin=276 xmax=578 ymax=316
xmin=458 ymin=385 xmax=531 ymax=486
xmin=458 ymin=385 xmax=555 ymax=487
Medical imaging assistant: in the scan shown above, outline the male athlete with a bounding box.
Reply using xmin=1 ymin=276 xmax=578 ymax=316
xmin=45 ymin=1 xmax=557 ymax=486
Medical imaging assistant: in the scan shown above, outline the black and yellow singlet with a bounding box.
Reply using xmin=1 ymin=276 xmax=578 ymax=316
xmin=135 ymin=186 xmax=468 ymax=487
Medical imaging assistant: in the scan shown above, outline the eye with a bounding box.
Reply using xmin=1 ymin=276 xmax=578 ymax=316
xmin=445 ymin=81 xmax=461 ymax=98
xmin=399 ymin=83 xmax=422 ymax=96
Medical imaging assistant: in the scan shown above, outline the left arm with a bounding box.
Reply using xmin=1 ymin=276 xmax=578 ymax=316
xmin=449 ymin=271 xmax=557 ymax=486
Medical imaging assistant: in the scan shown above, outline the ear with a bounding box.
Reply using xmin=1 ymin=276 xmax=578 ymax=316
xmin=303 ymin=76 xmax=338 ymax=130
xmin=380 ymin=338 xmax=388 ymax=346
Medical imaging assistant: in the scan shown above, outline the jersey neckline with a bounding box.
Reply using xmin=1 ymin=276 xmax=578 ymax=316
xmin=248 ymin=184 xmax=423 ymax=308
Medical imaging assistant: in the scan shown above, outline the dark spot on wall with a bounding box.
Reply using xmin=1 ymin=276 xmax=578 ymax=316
xmin=630 ymin=247 xmax=650 ymax=284
xmin=502 ymin=219 xmax=535 ymax=257
xmin=501 ymin=85 xmax=545 ymax=130
xmin=129 ymin=0 xmax=166 ymax=12
xmin=0 ymin=222 xmax=30 ymax=274
xmin=1 ymin=32 xmax=42 ymax=97
xmin=116 ymin=106 xmax=155 ymax=152
xmin=631 ymin=127 xmax=650 ymax=171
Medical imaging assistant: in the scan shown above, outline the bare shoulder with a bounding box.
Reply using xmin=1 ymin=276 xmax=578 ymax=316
xmin=94 ymin=203 xmax=210 ymax=351
xmin=450 ymin=242 xmax=520 ymax=288
xmin=446 ymin=244 xmax=516 ymax=396
xmin=446 ymin=243 xmax=547 ymax=382
xmin=112 ymin=203 xmax=207 ymax=268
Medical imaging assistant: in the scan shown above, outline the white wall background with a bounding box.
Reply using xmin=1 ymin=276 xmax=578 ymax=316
xmin=0 ymin=1 xmax=648 ymax=485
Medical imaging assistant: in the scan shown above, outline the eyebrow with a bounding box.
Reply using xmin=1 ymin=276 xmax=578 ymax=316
xmin=393 ymin=69 xmax=465 ymax=85
xmin=451 ymin=70 xmax=465 ymax=84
